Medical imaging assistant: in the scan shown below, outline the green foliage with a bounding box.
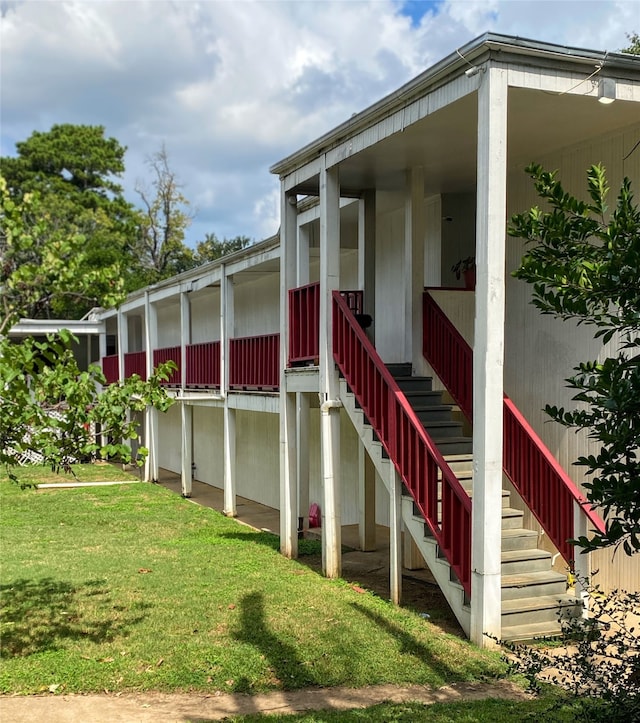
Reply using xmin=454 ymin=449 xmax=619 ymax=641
xmin=193 ymin=232 xmax=252 ymax=266
xmin=503 ymin=582 xmax=640 ymax=722
xmin=510 ymin=164 xmax=640 ymax=555
xmin=622 ymin=32 xmax=640 ymax=55
xmin=0 ymin=331 xmax=174 ymax=483
xmin=0 ymin=124 xmax=140 ymax=320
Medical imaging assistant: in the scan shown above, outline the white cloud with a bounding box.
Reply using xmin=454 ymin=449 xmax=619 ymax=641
xmin=1 ymin=0 xmax=637 ymax=245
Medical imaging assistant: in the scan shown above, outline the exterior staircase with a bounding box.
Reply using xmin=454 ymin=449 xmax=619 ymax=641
xmin=340 ymin=361 xmax=582 ymax=641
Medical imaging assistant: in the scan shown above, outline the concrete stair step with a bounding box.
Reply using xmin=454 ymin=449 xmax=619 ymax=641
xmin=422 ymin=420 xmax=464 ymax=438
xmin=414 ymin=405 xmax=455 ymax=422
xmin=501 ymin=570 xmax=568 ymax=600
xmin=502 ymin=595 xmax=582 ymax=628
xmin=442 ymin=453 xmax=474 ymax=474
xmin=401 ymin=390 xmax=444 ymax=406
xmin=500 ymin=507 xmax=525 ymax=529
xmin=394 ymin=376 xmax=433 ymax=393
xmin=501 ymin=548 xmax=552 ymax=575
xmin=501 ymin=528 xmax=540 ymax=551
xmin=387 ymin=363 xmax=413 ymax=377
xmin=432 ymin=437 xmax=473 ymax=455
xmin=501 ymin=619 xmax=568 ymax=643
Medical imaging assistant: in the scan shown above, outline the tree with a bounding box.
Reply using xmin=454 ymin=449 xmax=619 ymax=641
xmin=192 ymin=232 xmax=252 ymax=265
xmin=133 ymin=145 xmax=194 ymax=284
xmin=0 ymin=330 xmax=174 ymax=483
xmin=1 ymin=124 xmax=140 ymax=319
xmin=622 ymin=32 xmax=640 ymax=55
xmin=510 ymin=163 xmax=640 ymax=555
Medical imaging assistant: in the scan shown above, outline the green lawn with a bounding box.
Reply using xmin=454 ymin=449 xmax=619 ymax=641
xmin=0 ymin=473 xmax=506 ymax=696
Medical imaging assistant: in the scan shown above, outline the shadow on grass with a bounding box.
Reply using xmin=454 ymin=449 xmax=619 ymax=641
xmin=0 ymin=577 xmax=150 ymax=657
xmin=350 ymin=601 xmax=469 ymax=682
xmin=232 ymin=590 xmax=318 ymax=693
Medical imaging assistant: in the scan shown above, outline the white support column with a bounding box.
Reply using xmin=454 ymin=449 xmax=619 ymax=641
xmin=471 ymin=65 xmax=508 ymax=648
xmin=358 ymin=190 xmax=376 ymax=342
xmin=424 ymin=195 xmax=442 ymax=287
xmin=117 ymin=309 xmax=127 ymax=381
xmin=358 ymin=445 xmax=376 ymax=551
xmin=404 ymin=167 xmax=425 ymax=370
xmin=319 ymin=161 xmax=341 ymax=578
xmin=222 ymin=271 xmax=237 ymax=517
xmin=573 ymin=504 xmax=591 ymax=617
xmin=144 ymin=293 xmax=159 ymax=483
xmin=389 ymin=465 xmax=403 ymax=605
xmin=297 ymin=223 xmax=310 ymax=286
xmin=180 ymin=291 xmax=193 ymax=497
xmin=297 ymin=392 xmax=310 ymax=534
xmin=279 ymin=184 xmax=298 ymax=558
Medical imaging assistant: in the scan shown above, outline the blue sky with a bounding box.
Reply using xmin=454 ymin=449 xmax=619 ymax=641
xmin=1 ymin=1 xmax=637 ymax=247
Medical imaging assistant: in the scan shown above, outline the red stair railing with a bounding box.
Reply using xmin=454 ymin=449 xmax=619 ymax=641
xmin=334 ymin=291 xmax=471 ymax=595
xmin=153 ymin=346 xmax=181 ymax=386
xmin=186 ymin=341 xmax=221 ymax=388
xmin=124 ymin=351 xmax=147 ymax=381
xmin=230 ymin=333 xmax=280 ymax=391
xmin=101 ymin=354 xmax=119 ymax=385
xmin=289 ymin=283 xmax=364 ymax=365
xmin=422 ymin=290 xmax=605 ymax=565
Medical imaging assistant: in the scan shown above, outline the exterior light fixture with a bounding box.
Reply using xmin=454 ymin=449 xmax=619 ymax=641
xmin=598 ymin=76 xmax=616 ymax=104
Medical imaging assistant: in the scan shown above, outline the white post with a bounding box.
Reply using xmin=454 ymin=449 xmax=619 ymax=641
xmin=471 ymin=65 xmax=508 ymax=647
xmin=180 ymin=291 xmax=193 ymax=497
xmin=144 ymin=293 xmax=159 ymax=483
xmin=279 ymin=185 xmax=298 ymax=558
xmin=222 ymin=271 xmax=237 ymax=517
xmin=117 ymin=309 xmax=127 ymax=382
xmin=358 ymin=445 xmax=376 ymax=551
xmin=319 ymin=160 xmax=341 ymax=578
xmin=389 ymin=465 xmax=403 ymax=605
xmin=296 ymin=222 xmax=311 ymax=535
xmin=404 ymin=167 xmax=425 ymax=371
xmin=424 ymin=195 xmax=442 ymax=287
xmin=573 ymin=503 xmax=591 ymax=617
xmin=358 ymin=190 xmax=376 ymax=342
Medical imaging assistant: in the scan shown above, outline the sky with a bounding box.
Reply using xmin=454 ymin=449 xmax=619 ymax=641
xmin=1 ymin=0 xmax=638 ymax=247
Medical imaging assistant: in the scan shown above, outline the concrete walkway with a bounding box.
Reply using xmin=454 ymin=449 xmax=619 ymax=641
xmin=0 ymin=681 xmax=529 ymax=722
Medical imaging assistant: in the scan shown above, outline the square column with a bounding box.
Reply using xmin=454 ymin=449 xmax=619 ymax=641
xmin=404 ymin=167 xmax=425 ymax=371
xmin=144 ymin=293 xmax=159 ymax=483
xmin=222 ymin=271 xmax=237 ymax=517
xmin=471 ymin=65 xmax=508 ymax=647
xmin=319 ymin=161 xmax=341 ymax=578
xmin=279 ymin=186 xmax=299 ymax=558
xmin=180 ymin=291 xmax=193 ymax=497
xmin=358 ymin=190 xmax=376 ymax=342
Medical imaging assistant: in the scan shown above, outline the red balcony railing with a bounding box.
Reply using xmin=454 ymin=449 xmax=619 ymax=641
xmin=334 ymin=291 xmax=471 ymax=595
xmin=230 ymin=334 xmax=280 ymax=391
xmin=186 ymin=341 xmax=221 ymax=388
xmin=289 ymin=282 xmax=364 ymax=365
xmin=422 ymin=289 xmax=605 ymax=566
xmin=124 ymin=351 xmax=147 ymax=381
xmin=153 ymin=346 xmax=181 ymax=386
xmin=102 ymin=354 xmax=119 ymax=385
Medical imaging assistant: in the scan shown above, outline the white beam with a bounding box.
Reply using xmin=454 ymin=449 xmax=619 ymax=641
xmin=144 ymin=293 xmax=159 ymax=483
xmin=222 ymin=272 xmax=237 ymax=517
xmin=319 ymin=161 xmax=341 ymax=579
xmin=358 ymin=190 xmax=376 ymax=343
xmin=404 ymin=167 xmax=425 ymax=370
xmin=471 ymin=65 xmax=508 ymax=648
xmin=180 ymin=291 xmax=192 ymax=497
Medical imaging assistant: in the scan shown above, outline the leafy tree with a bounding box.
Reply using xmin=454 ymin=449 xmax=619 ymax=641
xmin=510 ymin=163 xmax=640 ymax=555
xmin=193 ymin=232 xmax=252 ymax=266
xmin=133 ymin=145 xmax=194 ymax=284
xmin=1 ymin=124 xmax=139 ymax=319
xmin=0 ymin=330 xmax=174 ymax=484
xmin=622 ymin=32 xmax=640 ymax=55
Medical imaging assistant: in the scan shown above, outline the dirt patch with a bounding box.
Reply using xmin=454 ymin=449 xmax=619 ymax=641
xmin=0 ymin=681 xmax=529 ymax=722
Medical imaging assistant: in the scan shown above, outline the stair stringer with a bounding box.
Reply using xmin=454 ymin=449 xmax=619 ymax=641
xmin=339 ymin=378 xmax=471 ymax=637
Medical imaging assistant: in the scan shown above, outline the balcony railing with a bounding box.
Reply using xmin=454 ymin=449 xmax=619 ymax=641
xmin=153 ymin=346 xmax=181 ymax=386
xmin=186 ymin=341 xmax=221 ymax=388
xmin=102 ymin=354 xmax=119 ymax=385
xmin=289 ymin=282 xmax=364 ymax=365
xmin=124 ymin=351 xmax=147 ymax=381
xmin=230 ymin=334 xmax=280 ymax=391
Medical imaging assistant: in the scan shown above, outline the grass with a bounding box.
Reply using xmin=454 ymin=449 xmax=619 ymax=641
xmin=7 ymin=462 xmax=142 ymax=486
xmin=0 ymin=471 xmax=507 ymax=696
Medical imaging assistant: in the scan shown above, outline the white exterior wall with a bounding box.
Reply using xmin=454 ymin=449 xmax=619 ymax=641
xmin=234 ymin=274 xmax=280 ymax=337
xmin=157 ymin=402 xmax=182 ymax=474
xmin=156 ymin=303 xmax=181 ymax=348
xmin=505 ymin=124 xmax=640 ymax=590
xmin=193 ymin=406 xmax=224 ymax=488
xmin=190 ymin=288 xmax=220 ymax=343
xmin=236 ymin=410 xmax=279 ymax=507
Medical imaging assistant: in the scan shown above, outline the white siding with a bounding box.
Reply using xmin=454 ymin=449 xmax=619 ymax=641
xmin=234 ymin=273 xmax=280 ymax=337
xmin=157 ymin=403 xmax=182 ymax=474
xmin=190 ymin=288 xmax=220 ymax=343
xmin=193 ymin=406 xmax=224 ymax=488
xmin=156 ymin=303 xmax=181 ymax=348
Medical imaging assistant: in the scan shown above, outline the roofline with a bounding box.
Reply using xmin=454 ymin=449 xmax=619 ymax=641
xmin=269 ymin=32 xmax=639 ymax=178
